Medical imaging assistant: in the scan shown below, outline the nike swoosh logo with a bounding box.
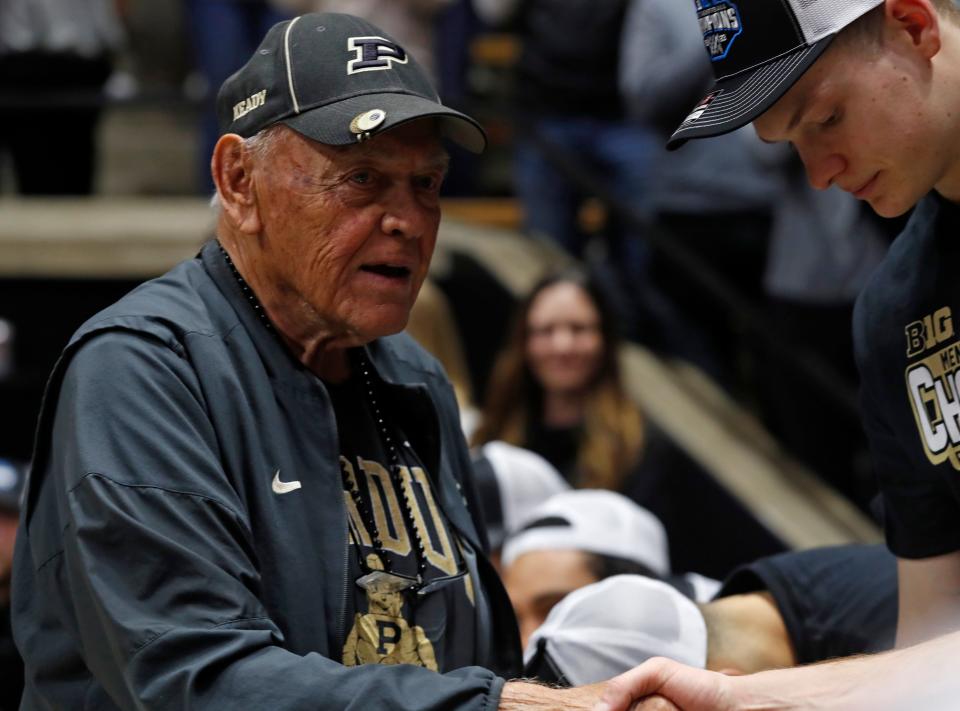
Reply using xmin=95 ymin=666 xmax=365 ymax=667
xmin=272 ymin=469 xmax=302 ymax=495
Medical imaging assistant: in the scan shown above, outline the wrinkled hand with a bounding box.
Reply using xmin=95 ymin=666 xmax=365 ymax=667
xmin=593 ymin=658 xmax=739 ymax=711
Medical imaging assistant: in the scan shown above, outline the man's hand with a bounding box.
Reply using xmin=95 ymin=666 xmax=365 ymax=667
xmin=592 ymin=658 xmax=738 ymax=711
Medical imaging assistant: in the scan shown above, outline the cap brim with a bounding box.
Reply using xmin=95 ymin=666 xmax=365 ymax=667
xmin=280 ymin=92 xmax=487 ymax=154
xmin=667 ymin=36 xmax=834 ymax=150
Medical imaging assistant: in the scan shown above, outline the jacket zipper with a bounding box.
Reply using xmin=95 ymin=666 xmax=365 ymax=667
xmin=336 ymin=520 xmax=350 ymax=649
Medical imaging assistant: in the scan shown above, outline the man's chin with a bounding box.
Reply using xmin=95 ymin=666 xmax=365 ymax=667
xmin=355 ymin=310 xmax=413 ymax=344
xmin=868 ymin=193 xmax=916 ymax=219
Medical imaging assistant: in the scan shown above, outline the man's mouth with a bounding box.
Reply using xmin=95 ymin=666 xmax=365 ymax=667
xmin=361 ymin=264 xmax=412 ymax=278
xmin=853 ymin=173 xmax=879 ymax=200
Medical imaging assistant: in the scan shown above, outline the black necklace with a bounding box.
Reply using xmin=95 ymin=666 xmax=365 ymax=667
xmin=348 ymin=350 xmax=428 ymax=583
xmin=218 ymin=241 xmax=277 ymax=335
xmin=217 ymin=243 xmax=427 ymax=585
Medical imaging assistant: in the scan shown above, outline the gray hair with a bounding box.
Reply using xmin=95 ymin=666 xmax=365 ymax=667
xmin=210 ymin=124 xmax=289 ymax=212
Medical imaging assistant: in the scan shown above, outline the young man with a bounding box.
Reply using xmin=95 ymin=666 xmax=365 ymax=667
xmin=594 ymin=0 xmax=960 ymax=709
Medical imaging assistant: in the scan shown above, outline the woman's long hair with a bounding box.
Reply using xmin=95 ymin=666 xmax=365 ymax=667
xmin=472 ymin=268 xmax=644 ymax=490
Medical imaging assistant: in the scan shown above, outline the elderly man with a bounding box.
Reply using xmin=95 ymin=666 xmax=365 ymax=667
xmin=11 ymin=13 xmax=605 ymax=710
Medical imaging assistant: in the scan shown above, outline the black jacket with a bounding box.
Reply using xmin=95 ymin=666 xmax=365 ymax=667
xmin=12 ymin=241 xmax=521 ymax=709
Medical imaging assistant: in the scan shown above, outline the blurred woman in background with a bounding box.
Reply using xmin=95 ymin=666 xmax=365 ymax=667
xmin=473 ymin=268 xmax=644 ymax=491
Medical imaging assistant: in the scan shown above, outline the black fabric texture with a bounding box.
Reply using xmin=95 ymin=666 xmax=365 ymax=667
xmin=512 ymin=0 xmax=628 ymax=117
xmin=853 ymin=192 xmax=960 ymax=559
xmin=716 ymin=544 xmax=898 ymax=664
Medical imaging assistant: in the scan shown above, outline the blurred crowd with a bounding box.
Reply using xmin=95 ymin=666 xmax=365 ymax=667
xmin=0 ymin=0 xmax=899 ymax=707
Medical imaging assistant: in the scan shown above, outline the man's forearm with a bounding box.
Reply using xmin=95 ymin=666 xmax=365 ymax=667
xmin=734 ymin=631 xmax=960 ymax=711
xmin=499 ymin=681 xmax=604 ymax=710
xmin=599 ymin=630 xmax=960 ymax=711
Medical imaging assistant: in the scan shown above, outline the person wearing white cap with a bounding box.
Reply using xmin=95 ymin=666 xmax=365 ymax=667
xmin=500 ymin=490 xmax=719 ymax=648
xmin=596 ymin=0 xmax=960 ymax=707
xmin=525 ymin=576 xmax=708 ymax=687
xmin=527 ymin=545 xmax=899 ymax=687
xmin=470 ymin=441 xmax=571 ymax=558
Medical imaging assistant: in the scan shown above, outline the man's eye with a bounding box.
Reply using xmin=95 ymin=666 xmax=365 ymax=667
xmin=415 ymin=175 xmax=441 ymax=191
xmin=350 ymin=171 xmax=372 ymax=185
xmin=822 ymin=110 xmax=840 ymax=127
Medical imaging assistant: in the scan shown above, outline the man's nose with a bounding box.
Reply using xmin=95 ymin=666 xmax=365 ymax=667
xmin=799 ymin=146 xmax=848 ymax=191
xmin=381 ymin=185 xmax=430 ymax=239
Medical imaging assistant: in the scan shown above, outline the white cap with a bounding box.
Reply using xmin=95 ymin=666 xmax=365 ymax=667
xmin=525 ymin=574 xmax=707 ymax=685
xmin=481 ymin=441 xmax=571 ymax=535
xmin=501 ymin=489 xmax=670 ymax=576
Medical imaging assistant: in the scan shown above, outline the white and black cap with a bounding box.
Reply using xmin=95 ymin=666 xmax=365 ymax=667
xmin=524 ymin=575 xmax=707 ymax=686
xmin=501 ymin=490 xmax=671 ymax=577
xmin=217 ymin=13 xmax=486 ymax=152
xmin=668 ymin=0 xmax=884 ymax=149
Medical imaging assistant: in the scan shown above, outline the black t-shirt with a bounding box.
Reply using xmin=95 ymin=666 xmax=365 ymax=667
xmin=326 ymin=375 xmax=484 ymax=673
xmin=524 ymin=420 xmax=581 ymax=486
xmin=854 ymin=192 xmax=960 ymax=558
xmin=716 ymin=544 xmax=897 ymax=664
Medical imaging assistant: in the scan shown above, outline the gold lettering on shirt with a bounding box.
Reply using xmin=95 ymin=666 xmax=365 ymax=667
xmin=399 ymin=466 xmax=458 ymax=576
xmin=905 ymin=306 xmax=960 ymax=469
xmin=360 ymin=459 xmax=412 ymax=556
xmin=340 ymin=457 xmax=372 ymax=546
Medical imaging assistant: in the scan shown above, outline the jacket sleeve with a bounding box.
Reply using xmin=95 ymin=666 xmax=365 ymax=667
xmin=38 ymin=330 xmax=504 ymax=711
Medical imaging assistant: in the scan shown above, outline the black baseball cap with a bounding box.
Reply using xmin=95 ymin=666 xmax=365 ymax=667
xmin=667 ymin=0 xmax=884 ymax=149
xmin=217 ymin=13 xmax=486 ymax=153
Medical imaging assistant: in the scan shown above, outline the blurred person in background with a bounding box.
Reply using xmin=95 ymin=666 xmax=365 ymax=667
xmin=469 ymin=440 xmax=570 ymax=566
xmin=0 ymin=459 xmax=24 ymax=709
xmin=525 ymin=544 xmax=897 ymax=685
xmin=472 ymin=0 xmax=659 ymax=325
xmin=499 ymin=489 xmax=719 ymax=648
xmin=184 ymin=0 xmax=291 ymax=192
xmin=472 ymin=269 xmax=646 ymax=491
xmin=0 ymin=0 xmax=125 ymax=194
xmin=619 ymin=0 xmax=776 ymax=387
xmin=405 ymin=278 xmax=478 ymax=435
xmin=293 ymin=0 xmax=453 ymax=83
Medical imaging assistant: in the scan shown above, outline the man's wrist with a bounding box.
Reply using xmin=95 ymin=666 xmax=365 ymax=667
xmin=499 ymin=680 xmax=604 ymax=710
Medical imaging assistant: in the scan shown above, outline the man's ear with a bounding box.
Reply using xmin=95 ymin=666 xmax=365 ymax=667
xmin=885 ymin=0 xmax=942 ymax=58
xmin=212 ymin=134 xmax=262 ymax=235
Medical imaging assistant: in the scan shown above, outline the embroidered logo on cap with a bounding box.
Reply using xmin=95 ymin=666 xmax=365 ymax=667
xmin=348 ymin=36 xmax=408 ymax=74
xmin=696 ymin=0 xmax=743 ymax=61
xmin=233 ymin=89 xmax=268 ymax=122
